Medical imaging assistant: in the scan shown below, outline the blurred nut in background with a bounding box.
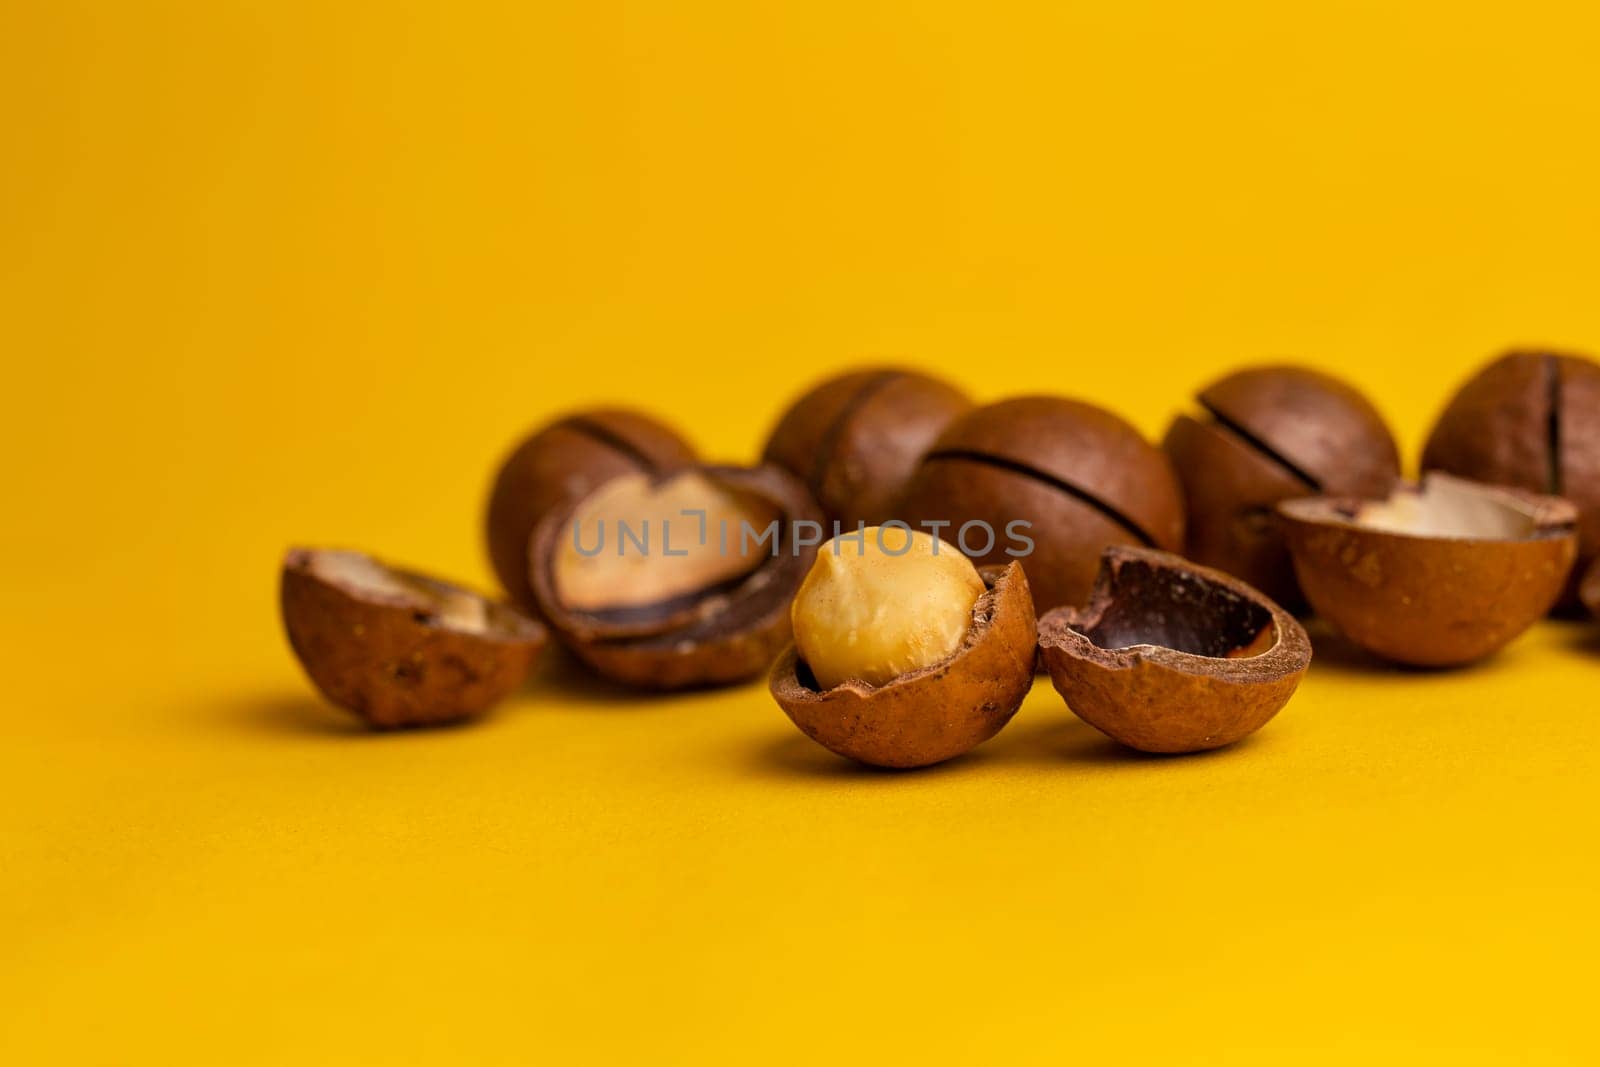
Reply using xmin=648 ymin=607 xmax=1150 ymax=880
xmin=281 ymin=548 xmax=548 ymax=728
xmin=485 ymin=409 xmax=697 ymax=614
xmin=530 ymin=464 xmax=821 ymax=689
xmin=1581 ymin=558 xmax=1600 ymax=619
xmin=1163 ymin=365 xmax=1400 ymax=607
xmin=762 ymin=367 xmax=972 ymax=530
xmin=1422 ymin=350 xmax=1600 ymax=606
xmin=1278 ymin=474 xmax=1577 ymax=667
xmin=898 ymin=396 xmax=1184 ymax=613
xmin=1038 ymin=546 xmax=1310 ymax=754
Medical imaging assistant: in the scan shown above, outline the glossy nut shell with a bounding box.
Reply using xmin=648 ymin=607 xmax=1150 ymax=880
xmin=763 ymin=367 xmax=972 ymax=530
xmin=899 ymin=396 xmax=1185 ymax=613
xmin=1163 ymin=365 xmax=1400 ymax=606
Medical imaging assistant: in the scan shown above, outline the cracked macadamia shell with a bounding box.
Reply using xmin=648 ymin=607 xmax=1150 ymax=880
xmin=1278 ymin=474 xmax=1578 ymax=667
xmin=898 ymin=396 xmax=1185 ymax=613
xmin=770 ymin=562 xmax=1037 ymax=769
xmin=530 ymin=464 xmax=822 ymax=689
xmin=485 ymin=408 xmax=696 ymax=613
xmin=281 ymin=548 xmax=548 ymax=728
xmin=1038 ymin=547 xmax=1310 ymax=754
xmin=1163 ymin=365 xmax=1400 ymax=607
xmin=762 ymin=367 xmax=972 ymax=530
xmin=1422 ymin=350 xmax=1600 ymax=606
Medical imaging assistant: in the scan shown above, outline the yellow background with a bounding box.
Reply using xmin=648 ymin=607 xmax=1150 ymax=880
xmin=4 ymin=2 xmax=1598 ymax=1062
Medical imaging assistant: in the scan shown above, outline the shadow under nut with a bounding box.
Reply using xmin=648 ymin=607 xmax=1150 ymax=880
xmin=769 ymin=562 xmax=1037 ymax=769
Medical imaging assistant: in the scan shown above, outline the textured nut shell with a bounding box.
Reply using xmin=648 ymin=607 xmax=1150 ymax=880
xmin=763 ymin=368 xmax=971 ymax=529
xmin=769 ymin=563 xmax=1037 ymax=769
xmin=1162 ymin=413 xmax=1307 ymax=606
xmin=1200 ymin=365 xmax=1400 ymax=494
xmin=530 ymin=464 xmax=822 ymax=690
xmin=1279 ymin=483 xmax=1577 ymax=667
xmin=280 ymin=550 xmax=547 ymax=728
xmin=1038 ymin=547 xmax=1310 ymax=754
xmin=485 ymin=409 xmax=696 ymax=612
xmin=899 ymin=455 xmax=1137 ymax=612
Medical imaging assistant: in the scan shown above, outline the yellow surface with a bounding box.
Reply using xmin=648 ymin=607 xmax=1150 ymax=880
xmin=4 ymin=2 xmax=1599 ymax=1063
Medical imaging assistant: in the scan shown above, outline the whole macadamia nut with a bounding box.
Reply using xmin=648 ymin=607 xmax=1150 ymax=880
xmin=1422 ymin=350 xmax=1600 ymax=605
xmin=1163 ymin=365 xmax=1400 ymax=606
xmin=762 ymin=368 xmax=972 ymax=530
xmin=485 ymin=409 xmax=696 ymax=613
xmin=898 ymin=396 xmax=1184 ymax=613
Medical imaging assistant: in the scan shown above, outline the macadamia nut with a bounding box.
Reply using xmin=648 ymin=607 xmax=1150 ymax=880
xmin=790 ymin=527 xmax=984 ymax=689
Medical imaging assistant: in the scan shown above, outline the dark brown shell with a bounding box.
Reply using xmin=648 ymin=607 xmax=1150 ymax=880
xmin=763 ymin=368 xmax=971 ymax=530
xmin=1038 ymin=547 xmax=1310 ymax=754
xmin=1581 ymin=558 xmax=1600 ymax=619
xmin=1200 ymin=365 xmax=1401 ymax=493
xmin=280 ymin=548 xmax=547 ymax=728
xmin=529 ymin=464 xmax=822 ymax=689
xmin=485 ymin=409 xmax=696 ymax=613
xmin=1278 ymin=476 xmax=1577 ymax=667
xmin=770 ymin=562 xmax=1037 ymax=769
xmin=1422 ymin=350 xmax=1600 ymax=605
xmin=1162 ymin=414 xmax=1307 ymax=607
xmin=1164 ymin=365 xmax=1400 ymax=606
xmin=898 ymin=396 xmax=1185 ymax=613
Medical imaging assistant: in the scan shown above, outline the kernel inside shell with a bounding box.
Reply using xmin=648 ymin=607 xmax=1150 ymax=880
xmin=790 ymin=527 xmax=985 ymax=690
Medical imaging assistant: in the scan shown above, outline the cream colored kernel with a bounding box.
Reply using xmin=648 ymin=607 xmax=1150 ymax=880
xmin=790 ymin=527 xmax=984 ymax=689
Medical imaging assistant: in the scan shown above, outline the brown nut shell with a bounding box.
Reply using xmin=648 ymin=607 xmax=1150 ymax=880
xmin=1038 ymin=547 xmax=1310 ymax=754
xmin=281 ymin=548 xmax=548 ymax=728
xmin=530 ymin=464 xmax=822 ymax=689
xmin=769 ymin=562 xmax=1037 ymax=769
xmin=899 ymin=396 xmax=1185 ymax=612
xmin=1162 ymin=413 xmax=1308 ymax=606
xmin=1422 ymin=350 xmax=1600 ymax=605
xmin=763 ymin=367 xmax=972 ymax=529
xmin=1199 ymin=365 xmax=1401 ymax=493
xmin=1278 ymin=474 xmax=1578 ymax=667
xmin=1163 ymin=365 xmax=1400 ymax=606
xmin=485 ymin=409 xmax=696 ymax=613
xmin=1581 ymin=558 xmax=1600 ymax=619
